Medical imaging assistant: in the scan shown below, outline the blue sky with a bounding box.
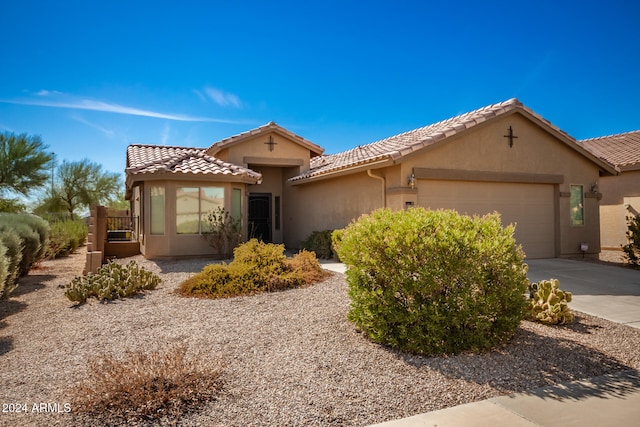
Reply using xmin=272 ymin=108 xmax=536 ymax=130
xmin=1 ymin=0 xmax=638 ymax=191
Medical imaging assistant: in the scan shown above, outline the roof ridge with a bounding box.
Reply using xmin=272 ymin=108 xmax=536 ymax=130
xmin=127 ymin=145 xmax=213 ymax=173
xmin=206 ymin=121 xmax=324 ymax=155
xmin=310 ymin=98 xmax=521 ymax=161
xmin=294 ymin=98 xmax=589 ymax=182
xmin=126 ymin=144 xmax=262 ymax=181
xmin=357 ymin=98 xmax=521 ymax=148
xmin=127 ymin=143 xmax=207 ymax=151
xmin=580 ymin=129 xmax=640 ymax=142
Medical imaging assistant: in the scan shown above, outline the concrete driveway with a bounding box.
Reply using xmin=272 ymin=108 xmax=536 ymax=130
xmin=527 ymin=259 xmax=640 ymax=328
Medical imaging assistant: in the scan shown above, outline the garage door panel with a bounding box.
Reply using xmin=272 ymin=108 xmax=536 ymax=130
xmin=418 ymin=180 xmax=555 ymax=259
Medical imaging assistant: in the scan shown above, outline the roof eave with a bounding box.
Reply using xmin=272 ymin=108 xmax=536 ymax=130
xmin=289 ymin=158 xmax=394 ymax=185
xmin=125 ymin=170 xmax=262 ymax=188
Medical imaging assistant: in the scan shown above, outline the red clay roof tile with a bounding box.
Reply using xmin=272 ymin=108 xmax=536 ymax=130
xmin=126 ymin=144 xmax=261 ymax=182
xmin=580 ymin=130 xmax=640 ymax=170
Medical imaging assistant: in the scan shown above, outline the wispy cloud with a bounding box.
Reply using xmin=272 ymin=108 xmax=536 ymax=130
xmin=36 ymin=89 xmax=63 ymax=96
xmin=196 ymin=86 xmax=242 ymax=108
xmin=71 ymin=114 xmax=115 ymax=137
xmin=1 ymin=91 xmax=245 ymax=124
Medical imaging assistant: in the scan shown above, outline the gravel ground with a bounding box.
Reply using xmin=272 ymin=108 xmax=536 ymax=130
xmin=1 ymin=247 xmax=640 ymax=426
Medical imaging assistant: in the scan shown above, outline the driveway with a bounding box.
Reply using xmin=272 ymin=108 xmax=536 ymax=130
xmin=527 ymin=259 xmax=640 ymax=328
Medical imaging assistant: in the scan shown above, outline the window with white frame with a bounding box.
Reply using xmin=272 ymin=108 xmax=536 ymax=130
xmin=176 ymin=186 xmax=224 ymax=234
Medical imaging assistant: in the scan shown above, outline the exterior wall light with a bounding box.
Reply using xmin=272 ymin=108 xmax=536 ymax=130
xmin=408 ymin=173 xmax=416 ymax=189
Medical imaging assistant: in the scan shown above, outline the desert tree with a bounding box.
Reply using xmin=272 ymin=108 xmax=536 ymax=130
xmin=55 ymin=159 xmax=121 ymax=220
xmin=0 ymin=132 xmax=53 ymax=211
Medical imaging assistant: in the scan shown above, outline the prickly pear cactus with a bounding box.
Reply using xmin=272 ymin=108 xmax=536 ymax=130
xmin=528 ymin=278 xmax=574 ymax=325
xmin=65 ymin=260 xmax=160 ymax=304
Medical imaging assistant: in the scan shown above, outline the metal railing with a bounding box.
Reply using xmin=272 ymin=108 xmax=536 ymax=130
xmin=106 ymin=216 xmax=139 ymax=241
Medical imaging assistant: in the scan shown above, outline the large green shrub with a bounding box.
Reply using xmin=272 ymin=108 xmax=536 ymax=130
xmin=47 ymin=219 xmax=88 ymax=258
xmin=0 ymin=229 xmax=23 ymax=295
xmin=0 ymin=215 xmax=43 ymax=276
xmin=178 ymin=239 xmax=327 ymax=299
xmin=18 ymin=214 xmax=49 ymax=260
xmin=334 ymin=208 xmax=529 ymax=356
xmin=623 ymin=214 xmax=640 ymax=267
xmin=65 ymin=260 xmax=161 ymax=304
xmin=0 ymin=242 xmax=9 ymax=299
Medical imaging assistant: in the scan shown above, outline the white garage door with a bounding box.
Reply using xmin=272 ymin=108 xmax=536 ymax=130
xmin=417 ymin=180 xmax=556 ymax=259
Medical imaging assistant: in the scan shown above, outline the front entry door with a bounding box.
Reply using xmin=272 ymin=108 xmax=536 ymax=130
xmin=248 ymin=193 xmax=271 ymax=242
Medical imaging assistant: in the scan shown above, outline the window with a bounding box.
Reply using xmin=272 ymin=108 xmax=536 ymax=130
xmin=570 ymin=185 xmax=584 ymax=226
xmin=176 ymin=186 xmax=224 ymax=234
xmin=150 ymin=185 xmax=165 ymax=235
xmin=232 ymin=188 xmax=242 ymax=223
xmin=274 ymin=196 xmax=281 ymax=230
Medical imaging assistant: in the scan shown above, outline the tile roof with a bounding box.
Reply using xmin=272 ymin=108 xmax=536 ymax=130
xmin=207 ymin=121 xmax=324 ymax=156
xmin=579 ymin=130 xmax=640 ymax=171
xmin=126 ymin=144 xmax=262 ymax=182
xmin=290 ymin=98 xmax=614 ymax=182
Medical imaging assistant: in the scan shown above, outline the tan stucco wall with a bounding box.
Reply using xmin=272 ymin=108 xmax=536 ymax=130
xmin=138 ymin=179 xmax=249 ymax=258
xmin=393 ymin=113 xmax=603 ymax=256
xmin=599 ymin=170 xmax=640 ymax=249
xmin=284 ymin=171 xmax=382 ymax=248
xmin=289 ymin=112 xmax=604 ymax=257
xmin=130 ymin=110 xmax=609 ymax=259
xmin=210 ymin=131 xmax=312 ymax=173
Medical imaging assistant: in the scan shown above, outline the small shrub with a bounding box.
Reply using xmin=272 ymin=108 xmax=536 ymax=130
xmin=302 ymin=230 xmax=336 ymax=259
xmin=623 ymin=214 xmax=640 ymax=267
xmin=65 ymin=260 xmax=161 ymax=304
xmin=47 ymin=219 xmax=88 ymax=258
xmin=177 ymin=239 xmax=327 ymax=299
xmin=288 ymin=249 xmax=330 ymax=285
xmin=232 ymin=238 xmax=287 ymax=271
xmin=201 ymin=207 xmax=242 ymax=259
xmin=178 ymin=263 xmax=238 ymax=297
xmin=334 ymin=208 xmax=529 ymax=356
xmin=72 ymin=346 xmax=224 ymax=421
xmin=528 ymin=278 xmax=574 ymax=325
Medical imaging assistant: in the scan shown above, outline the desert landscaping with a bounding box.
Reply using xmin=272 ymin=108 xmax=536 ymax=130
xmin=1 ymin=247 xmax=640 ymax=426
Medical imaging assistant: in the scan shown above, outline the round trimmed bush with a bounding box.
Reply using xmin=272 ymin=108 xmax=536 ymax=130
xmin=334 ymin=208 xmax=529 ymax=355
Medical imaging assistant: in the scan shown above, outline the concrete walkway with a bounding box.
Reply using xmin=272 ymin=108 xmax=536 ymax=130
xmin=321 ymin=258 xmax=640 ymax=426
xmin=369 ymin=369 xmax=640 ymax=427
xmin=527 ymin=258 xmax=640 ymax=329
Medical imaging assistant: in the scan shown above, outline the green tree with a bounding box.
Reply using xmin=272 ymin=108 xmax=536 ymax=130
xmin=106 ymin=190 xmax=130 ymax=213
xmin=0 ymin=198 xmax=26 ymax=213
xmin=56 ymin=159 xmax=121 ymax=220
xmin=0 ymin=132 xmax=53 ymax=197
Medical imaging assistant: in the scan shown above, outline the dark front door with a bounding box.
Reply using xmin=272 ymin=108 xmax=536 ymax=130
xmin=248 ymin=194 xmax=271 ymax=242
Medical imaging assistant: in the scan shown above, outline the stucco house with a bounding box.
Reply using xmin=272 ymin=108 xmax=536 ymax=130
xmin=579 ymin=130 xmax=640 ymax=250
xmin=125 ymin=98 xmax=617 ymax=259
